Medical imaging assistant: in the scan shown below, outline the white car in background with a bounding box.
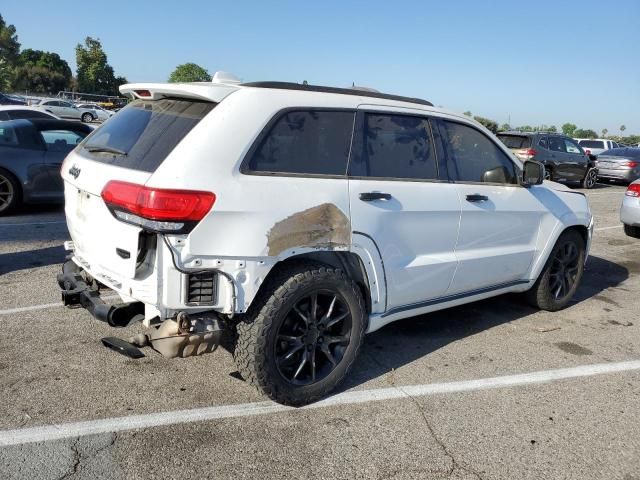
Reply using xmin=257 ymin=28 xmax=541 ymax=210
xmin=575 ymin=138 xmax=621 ymax=156
xmin=37 ymin=100 xmax=83 ymax=120
xmin=0 ymin=105 xmax=60 ymax=121
xmin=76 ymin=104 xmax=115 ymax=123
xmin=57 ymin=78 xmax=594 ymax=406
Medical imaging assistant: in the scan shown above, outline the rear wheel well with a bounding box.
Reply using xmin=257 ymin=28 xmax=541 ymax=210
xmin=255 ymin=252 xmax=372 ymax=315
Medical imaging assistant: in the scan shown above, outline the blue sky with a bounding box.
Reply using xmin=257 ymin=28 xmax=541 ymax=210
xmin=3 ymin=0 xmax=639 ymax=133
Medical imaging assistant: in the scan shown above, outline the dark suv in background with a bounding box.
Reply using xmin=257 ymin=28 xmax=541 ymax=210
xmin=497 ymin=131 xmax=598 ymax=188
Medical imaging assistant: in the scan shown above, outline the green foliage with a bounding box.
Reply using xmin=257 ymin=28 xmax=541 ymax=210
xmin=463 ymin=110 xmax=472 ymax=117
xmin=561 ymin=123 xmax=577 ymax=136
xmin=14 ymin=49 xmax=72 ymax=92
xmin=573 ymin=128 xmax=597 ymax=139
xmin=548 ymin=125 xmax=557 ymax=133
xmin=620 ymin=125 xmax=626 ymax=133
xmin=76 ymin=37 xmax=127 ymax=95
xmin=168 ymin=63 xmax=211 ymax=83
xmin=601 ymin=128 xmax=608 ymax=138
xmin=13 ymin=65 xmax=67 ymax=93
xmin=518 ymin=125 xmax=533 ymax=132
xmin=0 ymin=14 xmax=20 ymax=66
xmin=499 ymin=123 xmax=511 ymax=131
xmin=473 ymin=115 xmax=498 ymax=133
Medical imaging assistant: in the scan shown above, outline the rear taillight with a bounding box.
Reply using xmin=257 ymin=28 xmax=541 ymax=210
xmin=101 ymin=181 xmax=215 ymax=234
xmin=524 ymin=148 xmax=537 ymax=157
xmin=625 ymin=183 xmax=640 ymax=197
xmin=625 ymin=161 xmax=639 ymax=168
xmin=585 ymin=149 xmax=591 ymax=155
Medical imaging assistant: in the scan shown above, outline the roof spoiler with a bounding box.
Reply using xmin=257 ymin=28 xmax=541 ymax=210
xmin=119 ymin=82 xmax=239 ymax=103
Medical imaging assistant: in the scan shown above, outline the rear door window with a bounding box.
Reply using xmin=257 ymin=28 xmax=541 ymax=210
xmin=80 ymin=98 xmax=214 ymax=172
xmin=8 ymin=110 xmax=52 ymax=120
xmin=245 ymin=110 xmax=354 ymax=175
xmin=548 ymin=137 xmax=567 ymax=153
xmin=441 ymin=120 xmax=518 ymax=184
xmin=564 ymin=138 xmax=583 ymax=154
xmin=349 ymin=112 xmax=438 ymax=180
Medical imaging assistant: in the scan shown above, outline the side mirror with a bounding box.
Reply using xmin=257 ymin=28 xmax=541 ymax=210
xmin=522 ymin=160 xmax=544 ymax=187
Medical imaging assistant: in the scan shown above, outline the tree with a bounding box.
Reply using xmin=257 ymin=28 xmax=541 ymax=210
xmin=620 ymin=125 xmax=626 ymax=133
xmin=548 ymin=125 xmax=557 ymax=133
xmin=573 ymin=128 xmax=597 ymax=138
xmin=519 ymin=125 xmax=533 ymax=132
xmin=500 ymin=123 xmax=511 ymax=131
xmin=473 ymin=115 xmax=498 ymax=133
xmin=463 ymin=111 xmax=472 ymax=117
xmin=168 ymin=63 xmax=211 ymax=83
xmin=561 ymin=123 xmax=577 ymax=136
xmin=601 ymin=128 xmax=608 ymax=138
xmin=0 ymin=14 xmax=20 ymax=67
xmin=14 ymin=49 xmax=72 ymax=92
xmin=76 ymin=37 xmax=126 ymax=95
xmin=12 ymin=65 xmax=67 ymax=93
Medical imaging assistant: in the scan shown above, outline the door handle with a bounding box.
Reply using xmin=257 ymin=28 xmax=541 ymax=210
xmin=359 ymin=192 xmax=392 ymax=202
xmin=466 ymin=194 xmax=488 ymax=203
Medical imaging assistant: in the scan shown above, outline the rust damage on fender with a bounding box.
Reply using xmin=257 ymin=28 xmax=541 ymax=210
xmin=266 ymin=203 xmax=351 ymax=256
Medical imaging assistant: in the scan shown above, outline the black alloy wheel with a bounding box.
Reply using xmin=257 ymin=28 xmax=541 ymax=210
xmin=548 ymin=241 xmax=580 ymax=300
xmin=275 ymin=290 xmax=351 ymax=385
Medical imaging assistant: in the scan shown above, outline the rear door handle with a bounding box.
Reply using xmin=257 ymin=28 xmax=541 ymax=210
xmin=466 ymin=194 xmax=488 ymax=203
xmin=359 ymin=192 xmax=392 ymax=202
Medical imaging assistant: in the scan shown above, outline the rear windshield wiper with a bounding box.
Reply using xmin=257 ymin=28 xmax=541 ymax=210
xmin=84 ymin=145 xmax=128 ymax=156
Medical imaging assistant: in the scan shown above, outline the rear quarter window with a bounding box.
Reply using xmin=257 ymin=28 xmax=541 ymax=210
xmin=497 ymin=135 xmax=531 ymax=149
xmin=80 ymin=98 xmax=215 ymax=173
xmin=244 ymin=110 xmax=355 ymax=176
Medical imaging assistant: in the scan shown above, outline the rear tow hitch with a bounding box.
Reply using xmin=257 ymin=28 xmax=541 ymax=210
xmin=57 ymin=260 xmax=144 ymax=328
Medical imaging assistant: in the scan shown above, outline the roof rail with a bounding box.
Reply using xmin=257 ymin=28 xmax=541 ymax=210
xmin=241 ymin=81 xmax=433 ymax=107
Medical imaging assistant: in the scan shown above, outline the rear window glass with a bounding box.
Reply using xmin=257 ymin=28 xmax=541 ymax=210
xmin=578 ymin=140 xmax=604 ymax=149
xmin=601 ymin=148 xmax=640 ymax=159
xmin=246 ymin=110 xmax=354 ymax=175
xmin=8 ymin=110 xmax=52 ymax=120
xmin=81 ymin=98 xmax=214 ymax=172
xmin=497 ymin=134 xmax=531 ymax=149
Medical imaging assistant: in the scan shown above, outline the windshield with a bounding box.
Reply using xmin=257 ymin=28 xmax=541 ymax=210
xmin=80 ymin=98 xmax=215 ymax=172
xmin=497 ymin=134 xmax=531 ymax=149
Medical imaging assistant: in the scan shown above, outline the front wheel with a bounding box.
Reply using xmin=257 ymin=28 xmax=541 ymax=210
xmin=234 ymin=263 xmax=366 ymax=406
xmin=81 ymin=113 xmax=94 ymax=123
xmin=526 ymin=230 xmax=585 ymax=311
xmin=543 ymin=168 xmax=552 ymax=181
xmin=582 ymin=168 xmax=598 ymax=189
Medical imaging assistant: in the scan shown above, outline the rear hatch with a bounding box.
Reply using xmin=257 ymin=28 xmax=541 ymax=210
xmin=61 ymin=94 xmax=218 ymax=280
xmin=496 ymin=134 xmax=533 ymax=160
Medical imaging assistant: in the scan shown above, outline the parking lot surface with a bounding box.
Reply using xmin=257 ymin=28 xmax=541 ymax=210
xmin=0 ymin=185 xmax=639 ymax=479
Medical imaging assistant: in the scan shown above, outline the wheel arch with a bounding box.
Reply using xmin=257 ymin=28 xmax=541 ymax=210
xmin=529 ymin=222 xmax=589 ymax=283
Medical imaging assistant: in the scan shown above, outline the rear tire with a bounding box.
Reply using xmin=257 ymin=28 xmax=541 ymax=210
xmin=0 ymin=169 xmax=21 ymax=216
xmin=526 ymin=230 xmax=585 ymax=311
xmin=543 ymin=168 xmax=552 ymax=181
xmin=624 ymin=224 xmax=640 ymax=239
xmin=582 ymin=168 xmax=597 ymax=189
xmin=234 ymin=263 xmax=366 ymax=406
xmin=81 ymin=113 xmax=94 ymax=123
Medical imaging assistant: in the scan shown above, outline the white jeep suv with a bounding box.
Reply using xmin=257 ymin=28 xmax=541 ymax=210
xmin=57 ymin=79 xmax=593 ymax=405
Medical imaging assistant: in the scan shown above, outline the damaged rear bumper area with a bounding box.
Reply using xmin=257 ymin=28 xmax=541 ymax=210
xmin=57 ymin=259 xmax=226 ymax=359
xmin=57 ymin=259 xmax=144 ymax=327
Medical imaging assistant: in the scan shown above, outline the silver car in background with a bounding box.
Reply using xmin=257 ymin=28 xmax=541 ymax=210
xmin=76 ymin=103 xmax=114 ymax=123
xmin=596 ymin=148 xmax=640 ymax=183
xmin=621 ymin=180 xmax=640 ymax=238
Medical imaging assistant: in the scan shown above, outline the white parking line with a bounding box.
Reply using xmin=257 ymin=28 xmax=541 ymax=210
xmin=0 ymin=295 xmax=119 ymax=316
xmin=1 ymin=359 xmax=639 ymax=447
xmin=0 ymin=221 xmax=66 ymax=227
xmin=595 ymin=225 xmax=622 ymax=231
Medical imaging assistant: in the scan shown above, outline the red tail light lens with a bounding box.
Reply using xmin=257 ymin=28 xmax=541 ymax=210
xmin=134 ymin=89 xmax=152 ymax=98
xmin=524 ymin=148 xmax=537 ymax=156
xmin=585 ymin=149 xmax=592 ymax=155
xmin=625 ymin=161 xmax=639 ymax=168
xmin=101 ymin=181 xmax=215 ymax=233
xmin=626 ymin=183 xmax=640 ymax=197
